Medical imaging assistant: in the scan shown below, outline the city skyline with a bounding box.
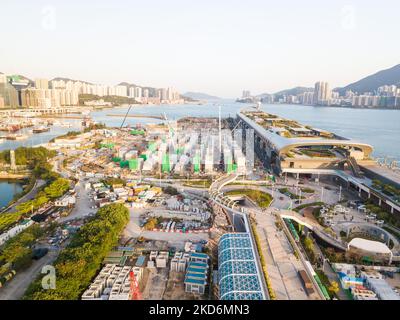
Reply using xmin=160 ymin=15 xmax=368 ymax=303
xmin=1 ymin=0 xmax=400 ymax=97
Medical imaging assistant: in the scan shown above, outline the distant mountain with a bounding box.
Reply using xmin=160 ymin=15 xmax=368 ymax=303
xmin=51 ymin=77 xmax=93 ymax=85
xmin=182 ymin=92 xmax=221 ymax=100
xmin=255 ymin=87 xmax=313 ymax=99
xmin=336 ymin=64 xmax=400 ymax=95
xmin=274 ymin=87 xmax=314 ymax=96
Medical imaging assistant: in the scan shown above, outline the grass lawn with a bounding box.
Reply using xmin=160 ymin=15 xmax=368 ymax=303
xmin=183 ymin=180 xmax=211 ymax=188
xmin=225 ymin=189 xmax=273 ymax=208
xmin=279 ymin=188 xmax=305 ymax=200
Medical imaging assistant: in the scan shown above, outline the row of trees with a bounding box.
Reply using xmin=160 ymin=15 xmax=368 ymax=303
xmin=24 ymin=203 xmax=130 ymax=300
xmin=0 ymin=225 xmax=47 ymax=274
xmin=372 ymin=179 xmax=400 ymax=197
xmin=15 ymin=178 xmax=70 ymax=216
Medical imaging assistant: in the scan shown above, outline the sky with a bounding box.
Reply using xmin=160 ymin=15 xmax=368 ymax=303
xmin=0 ymin=0 xmax=399 ymax=98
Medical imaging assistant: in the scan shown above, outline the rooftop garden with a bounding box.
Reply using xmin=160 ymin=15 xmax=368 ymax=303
xmin=299 ymin=148 xmax=336 ymax=158
xmin=371 ymin=179 xmax=400 ymax=202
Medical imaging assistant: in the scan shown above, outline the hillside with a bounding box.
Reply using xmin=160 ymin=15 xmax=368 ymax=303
xmin=182 ymin=92 xmax=221 ymax=100
xmin=78 ymin=93 xmax=138 ymax=106
xmin=337 ymin=64 xmax=400 ymax=95
xmin=256 ymin=87 xmax=313 ymax=99
xmin=274 ymin=87 xmax=313 ymax=96
xmin=51 ymin=77 xmax=93 ymax=85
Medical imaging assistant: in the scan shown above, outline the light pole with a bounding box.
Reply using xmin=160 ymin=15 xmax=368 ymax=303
xmin=271 ymin=182 xmax=274 ymax=199
xmin=322 ymin=258 xmax=329 ymax=273
xmin=218 ymin=105 xmax=222 ymax=154
xmin=321 ymin=186 xmax=324 ymax=203
xmin=338 ymin=185 xmax=342 ymax=202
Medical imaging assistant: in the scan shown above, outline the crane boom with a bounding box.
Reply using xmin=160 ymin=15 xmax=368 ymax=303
xmin=120 ymin=105 xmax=133 ymax=129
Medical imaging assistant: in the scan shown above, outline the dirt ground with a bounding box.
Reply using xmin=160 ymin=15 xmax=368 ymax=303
xmin=141 ymin=268 xmax=205 ymax=300
xmin=163 ymin=271 xmax=201 ymax=300
xmin=141 ymin=268 xmax=169 ymax=300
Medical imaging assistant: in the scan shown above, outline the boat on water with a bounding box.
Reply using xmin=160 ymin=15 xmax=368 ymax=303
xmin=0 ymin=124 xmax=20 ymax=132
xmin=6 ymin=133 xmax=29 ymax=140
xmin=33 ymin=125 xmax=50 ymax=133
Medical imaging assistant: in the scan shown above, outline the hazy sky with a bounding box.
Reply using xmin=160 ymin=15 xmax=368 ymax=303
xmin=1 ymin=0 xmax=399 ymax=97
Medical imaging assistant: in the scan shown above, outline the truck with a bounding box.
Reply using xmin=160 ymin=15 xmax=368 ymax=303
xmin=298 ymin=269 xmax=315 ymax=295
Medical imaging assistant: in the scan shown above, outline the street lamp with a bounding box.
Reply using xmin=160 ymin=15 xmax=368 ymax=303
xmin=322 ymin=258 xmax=329 ymax=273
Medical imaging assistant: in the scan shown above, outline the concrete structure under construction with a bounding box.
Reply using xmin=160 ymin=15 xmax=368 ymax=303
xmin=81 ymin=264 xmax=143 ymax=300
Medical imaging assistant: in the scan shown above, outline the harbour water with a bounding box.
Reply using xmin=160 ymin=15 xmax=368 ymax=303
xmin=90 ymin=101 xmax=400 ymax=161
xmin=0 ymin=119 xmax=82 ymax=152
xmin=1 ymin=101 xmax=399 ymax=161
xmin=0 ymin=181 xmax=23 ymax=208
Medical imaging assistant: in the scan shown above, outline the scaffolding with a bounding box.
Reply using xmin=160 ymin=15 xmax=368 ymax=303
xmin=162 ymin=153 xmax=170 ymax=173
xmin=128 ymin=158 xmax=138 ymax=170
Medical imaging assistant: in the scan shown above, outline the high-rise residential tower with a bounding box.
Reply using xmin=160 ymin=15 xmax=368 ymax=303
xmin=313 ymin=81 xmax=331 ymax=105
xmin=35 ymin=78 xmax=49 ymax=90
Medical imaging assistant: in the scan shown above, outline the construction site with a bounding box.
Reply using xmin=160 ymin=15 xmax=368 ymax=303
xmin=63 ymin=115 xmax=249 ymax=180
xmin=81 ymin=240 xmax=211 ymax=300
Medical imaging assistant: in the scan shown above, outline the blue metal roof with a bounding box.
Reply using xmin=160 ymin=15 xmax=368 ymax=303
xmin=188 ymin=261 xmax=208 ymax=268
xmin=187 ymin=266 xmax=207 ymax=274
xmin=184 ymin=278 xmax=206 ymax=285
xmin=186 ymin=272 xmax=206 ymax=279
xmin=135 ymin=255 xmax=146 ymax=267
xmin=190 ymin=252 xmax=209 ymax=259
xmin=218 ymin=233 xmax=265 ymax=301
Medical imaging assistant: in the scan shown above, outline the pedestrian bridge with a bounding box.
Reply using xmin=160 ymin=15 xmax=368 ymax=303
xmin=210 ymin=173 xmax=347 ymax=251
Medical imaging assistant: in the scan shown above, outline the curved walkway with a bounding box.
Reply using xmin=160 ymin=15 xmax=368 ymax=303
xmin=210 ymin=173 xmax=329 ymax=300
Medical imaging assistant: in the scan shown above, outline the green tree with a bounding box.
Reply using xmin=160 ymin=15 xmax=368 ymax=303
xmin=44 ymin=178 xmax=70 ymax=199
xmin=24 ymin=203 xmax=129 ymax=300
xmin=328 ymin=281 xmax=340 ymax=296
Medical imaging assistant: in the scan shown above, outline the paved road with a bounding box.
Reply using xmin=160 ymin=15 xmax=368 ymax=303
xmin=59 ymin=181 xmax=92 ymax=223
xmin=3 ymin=179 xmax=46 ymax=213
xmin=0 ymin=249 xmax=59 ymax=300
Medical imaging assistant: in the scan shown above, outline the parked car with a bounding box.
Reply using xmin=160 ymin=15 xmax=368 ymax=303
xmin=32 ymin=248 xmax=49 ymax=260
